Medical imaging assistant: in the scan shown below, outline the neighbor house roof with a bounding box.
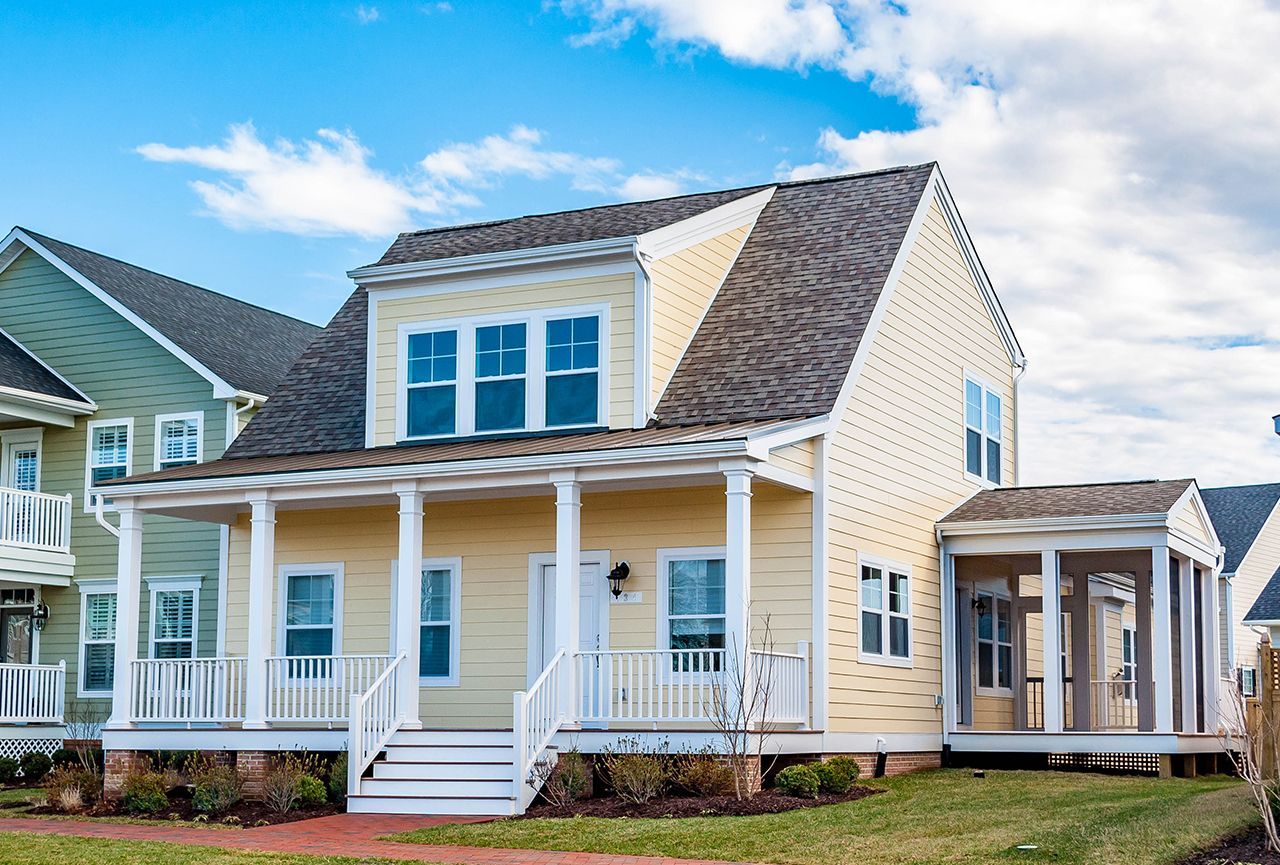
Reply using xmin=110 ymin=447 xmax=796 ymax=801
xmin=938 ymin=479 xmax=1196 ymax=524
xmin=1201 ymin=482 xmax=1280 ymax=574
xmin=14 ymin=229 xmax=321 ymax=397
xmin=1245 ymin=566 xmax=1280 ymax=623
xmin=226 ymin=164 xmax=940 ymax=462
xmin=0 ymin=330 xmax=89 ymax=404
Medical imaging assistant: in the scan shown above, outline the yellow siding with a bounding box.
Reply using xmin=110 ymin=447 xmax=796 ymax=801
xmin=648 ymin=224 xmax=750 ymax=404
xmin=770 ymin=440 xmax=816 ymax=479
xmin=226 ymin=484 xmax=811 ymax=727
xmin=370 ymin=273 xmax=636 ymax=445
xmin=1232 ymin=503 xmax=1280 ymax=669
xmin=1171 ymin=498 xmax=1214 ymax=549
xmin=826 ymin=197 xmax=1017 ymax=734
xmin=972 ymin=695 xmax=1013 ymax=729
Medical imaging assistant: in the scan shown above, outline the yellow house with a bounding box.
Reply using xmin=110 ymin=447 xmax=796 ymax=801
xmin=98 ymin=163 xmax=1228 ymax=814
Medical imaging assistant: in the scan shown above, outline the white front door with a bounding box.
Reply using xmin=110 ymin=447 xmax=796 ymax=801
xmin=538 ymin=561 xmax=605 ymax=669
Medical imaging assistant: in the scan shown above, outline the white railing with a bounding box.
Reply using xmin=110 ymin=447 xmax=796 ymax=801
xmin=130 ymin=658 xmax=247 ymax=723
xmin=1092 ymin=679 xmax=1139 ymax=730
xmin=348 ymin=652 xmax=405 ymax=797
xmin=267 ymin=654 xmax=395 ymax=723
xmin=514 ymin=649 xmax=569 ymax=812
xmin=0 ymin=488 xmax=71 ymax=553
xmin=750 ymin=643 xmax=808 ymax=725
xmin=577 ymin=649 xmax=725 ymax=723
xmin=0 ymin=661 xmax=64 ymax=723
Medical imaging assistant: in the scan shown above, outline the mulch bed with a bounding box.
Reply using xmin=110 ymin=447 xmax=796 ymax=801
xmin=1182 ymin=829 xmax=1280 ymax=864
xmin=521 ymin=786 xmax=882 ymax=819
xmin=27 ymin=794 xmax=341 ymax=827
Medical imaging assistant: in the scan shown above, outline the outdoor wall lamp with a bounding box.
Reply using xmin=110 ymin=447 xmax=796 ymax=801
xmin=971 ymin=596 xmax=988 ymax=616
xmin=31 ymin=602 xmax=49 ymax=631
xmin=607 ymin=561 xmax=631 ymax=598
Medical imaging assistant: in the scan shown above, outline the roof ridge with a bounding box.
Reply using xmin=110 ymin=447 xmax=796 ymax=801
xmin=984 ymin=478 xmax=1192 ymax=492
xmin=1203 ymin=481 xmax=1280 ymax=493
xmin=18 ymin=227 xmax=321 ymax=330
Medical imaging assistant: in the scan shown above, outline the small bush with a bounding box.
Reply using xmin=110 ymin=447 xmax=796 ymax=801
xmin=775 ymin=764 xmax=819 ymax=799
xmin=297 ymin=775 xmax=327 ymax=808
xmin=602 ymin=748 xmax=668 ymax=805
xmin=327 ymin=753 xmax=347 ymax=803
xmin=674 ymin=752 xmax=736 ymax=797
xmin=539 ymin=750 xmax=590 ymax=806
xmin=19 ymin=752 xmax=53 ymax=783
xmin=813 ymin=756 xmax=859 ymax=795
xmin=50 ymin=749 xmax=79 ymax=769
xmin=187 ymin=754 xmax=243 ymax=815
xmin=0 ymin=758 xmax=18 ymax=785
xmin=45 ymin=766 xmax=101 ymax=807
xmin=262 ymin=753 xmax=325 ymax=814
xmin=57 ymin=786 xmax=84 ymax=813
xmin=121 ymin=770 xmax=169 ymax=814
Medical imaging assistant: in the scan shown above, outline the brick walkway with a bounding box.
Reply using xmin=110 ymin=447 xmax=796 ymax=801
xmin=0 ymin=814 xmax=751 ymax=865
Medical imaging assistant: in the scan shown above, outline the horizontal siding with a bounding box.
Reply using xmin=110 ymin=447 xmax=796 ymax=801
xmin=1232 ymin=505 xmax=1280 ymax=669
xmin=770 ymin=441 xmax=815 ymax=477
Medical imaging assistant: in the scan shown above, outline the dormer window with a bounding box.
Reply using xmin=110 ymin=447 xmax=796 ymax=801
xmin=397 ymin=304 xmax=608 ymax=441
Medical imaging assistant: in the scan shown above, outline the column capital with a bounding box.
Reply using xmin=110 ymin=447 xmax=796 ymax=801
xmin=554 ymin=478 xmax=582 ymax=505
xmin=397 ymin=489 xmax=425 ymax=514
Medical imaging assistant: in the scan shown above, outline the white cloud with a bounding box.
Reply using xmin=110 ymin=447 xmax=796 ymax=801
xmin=355 ymin=4 xmax=380 ymax=23
xmin=560 ymin=0 xmax=1280 ymax=486
xmin=138 ymin=123 xmax=698 ymax=239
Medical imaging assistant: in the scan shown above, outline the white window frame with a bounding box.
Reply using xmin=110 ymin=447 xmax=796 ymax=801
xmin=973 ymin=588 xmax=1013 ymax=696
xmin=76 ymin=578 xmax=117 ymax=698
xmin=84 ymin=417 xmax=133 ymax=513
xmin=389 ymin=557 xmax=462 ymax=687
xmin=963 ymin=372 xmax=1004 ymax=487
xmin=857 ymin=553 xmax=913 ymax=668
xmin=145 ymin=575 xmax=202 ymax=659
xmin=657 ymin=546 xmax=728 ymax=676
xmin=1 ymin=427 xmax=44 ymax=491
xmin=395 ymin=302 xmax=610 ymax=442
xmin=1122 ymin=624 xmax=1138 ymax=701
xmin=1241 ymin=666 xmax=1258 ymax=698
xmin=153 ymin=411 xmax=204 ymax=472
xmin=473 ymin=322 xmax=529 ymax=433
xmin=275 ymin=563 xmax=344 ymax=658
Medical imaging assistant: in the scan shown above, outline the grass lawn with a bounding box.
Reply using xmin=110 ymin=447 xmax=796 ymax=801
xmin=392 ymin=769 xmax=1257 ymax=865
xmin=0 ymin=833 xmax=400 ymax=865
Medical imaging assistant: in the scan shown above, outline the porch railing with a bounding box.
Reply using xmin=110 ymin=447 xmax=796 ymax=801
xmin=751 ymin=644 xmax=809 ymax=725
xmin=130 ymin=657 xmax=246 ymax=723
xmin=0 ymin=488 xmax=71 ymax=553
xmin=347 ymin=652 xmax=406 ymax=797
xmin=0 ymin=661 xmax=64 ymax=723
xmin=1092 ymin=679 xmax=1139 ymax=730
xmin=514 ymin=649 xmax=568 ymax=812
xmin=267 ymin=654 xmax=395 ymax=723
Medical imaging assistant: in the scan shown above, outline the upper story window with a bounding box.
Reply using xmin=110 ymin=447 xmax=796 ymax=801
xmin=964 ymin=375 xmax=1003 ymax=485
xmin=85 ymin=418 xmax=132 ymax=511
xmin=398 ymin=305 xmax=607 ymax=441
xmin=155 ymin=412 xmax=203 ymax=471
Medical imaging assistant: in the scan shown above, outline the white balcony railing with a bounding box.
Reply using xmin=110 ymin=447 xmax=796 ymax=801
xmin=0 ymin=488 xmax=71 ymax=553
xmin=130 ymin=658 xmax=247 ymax=723
xmin=0 ymin=661 xmax=65 ymax=723
xmin=267 ymin=654 xmax=396 ymax=723
xmin=1092 ymin=679 xmax=1139 ymax=730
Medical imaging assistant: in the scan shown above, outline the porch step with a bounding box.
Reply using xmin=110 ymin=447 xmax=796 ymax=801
xmin=347 ymin=792 xmax=517 ymax=816
xmin=372 ymin=760 xmax=512 ymax=781
xmin=381 ymin=743 xmax=514 ymax=762
xmin=388 ymin=729 xmax=514 ymax=746
xmin=360 ymin=777 xmax=512 ymax=797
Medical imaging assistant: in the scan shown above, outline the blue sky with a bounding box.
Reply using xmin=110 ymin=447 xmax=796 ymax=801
xmin=3 ymin=1 xmax=1278 ymax=485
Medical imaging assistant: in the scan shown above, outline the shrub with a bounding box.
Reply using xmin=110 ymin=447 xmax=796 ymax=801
xmin=187 ymin=755 xmax=243 ymax=815
xmin=327 ymin=753 xmax=347 ymax=803
xmin=262 ymin=753 xmax=325 ymax=814
xmin=50 ymin=749 xmax=79 ymax=769
xmin=813 ymin=756 xmax=859 ymax=795
xmin=57 ymin=785 xmax=84 ymax=813
xmin=20 ymin=752 xmax=53 ymax=784
xmin=297 ymin=775 xmax=327 ymax=808
xmin=601 ymin=740 xmax=669 ymax=805
xmin=775 ymin=764 xmax=819 ymax=799
xmin=0 ymin=758 xmax=18 ymax=785
xmin=674 ymin=752 xmax=736 ymax=797
xmin=538 ymin=749 xmax=590 ymax=806
xmin=121 ymin=770 xmax=169 ymax=814
xmin=45 ymin=766 xmax=101 ymax=807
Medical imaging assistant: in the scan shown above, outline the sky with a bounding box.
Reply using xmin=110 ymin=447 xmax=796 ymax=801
xmin=3 ymin=1 xmax=1278 ymax=487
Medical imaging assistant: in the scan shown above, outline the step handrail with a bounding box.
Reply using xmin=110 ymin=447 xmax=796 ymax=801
xmin=347 ymin=651 xmax=407 ymax=797
xmin=513 ymin=648 xmax=568 ymax=813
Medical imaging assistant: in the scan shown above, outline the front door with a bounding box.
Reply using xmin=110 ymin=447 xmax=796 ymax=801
xmin=0 ymin=608 xmax=32 ymax=664
xmin=538 ymin=561 xmax=605 ymax=668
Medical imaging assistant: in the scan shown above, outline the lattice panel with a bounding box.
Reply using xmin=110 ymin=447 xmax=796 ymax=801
xmin=1047 ymin=752 xmax=1159 ymax=775
xmin=0 ymin=737 xmax=60 ymax=767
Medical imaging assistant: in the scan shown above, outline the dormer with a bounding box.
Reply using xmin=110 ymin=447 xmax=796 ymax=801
xmin=353 ymin=188 xmax=774 ymax=447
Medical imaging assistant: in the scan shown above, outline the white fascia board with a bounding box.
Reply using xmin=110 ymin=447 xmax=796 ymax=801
xmin=938 ymin=511 xmax=1172 ymax=536
xmin=635 ymin=188 xmax=775 ymax=259
xmin=3 ymin=230 xmax=238 ymax=399
xmin=0 ymin=390 xmax=95 ymax=427
xmin=0 ymin=323 xmax=96 ymax=406
xmin=744 ymin=415 xmax=830 ymax=455
xmin=349 ymin=236 xmax=639 ymax=287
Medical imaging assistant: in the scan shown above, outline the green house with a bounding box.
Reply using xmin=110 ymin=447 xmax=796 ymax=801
xmin=0 ymin=227 xmax=317 ymax=755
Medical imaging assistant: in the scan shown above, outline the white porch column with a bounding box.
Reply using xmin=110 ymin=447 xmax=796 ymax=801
xmin=1201 ymin=562 xmax=1222 ymax=732
xmin=552 ymin=476 xmax=581 ymax=720
xmin=1040 ymin=550 xmax=1063 ymax=734
xmin=1068 ymin=573 xmax=1092 ymax=731
xmin=1178 ymin=556 xmax=1199 ymax=732
xmin=244 ymin=497 xmax=276 ymax=729
xmin=106 ymin=504 xmax=143 ymax=729
xmin=1151 ymin=546 xmax=1175 ymax=733
xmin=724 ymin=469 xmax=753 ymax=675
xmin=395 ymin=489 xmax=424 ymax=729
xmin=939 ymin=549 xmax=956 ymax=740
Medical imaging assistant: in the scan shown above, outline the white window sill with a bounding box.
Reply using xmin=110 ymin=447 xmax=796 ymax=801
xmin=857 ymin=652 xmax=913 ymax=669
xmin=420 ymin=676 xmax=460 ymax=687
xmin=975 ymin=686 xmax=1015 ymax=698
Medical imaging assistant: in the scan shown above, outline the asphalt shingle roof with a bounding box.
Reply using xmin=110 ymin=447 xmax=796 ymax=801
xmin=1245 ymin=565 xmax=1280 ymax=623
xmin=1201 ymin=483 xmax=1280 ymax=574
xmin=0 ymin=330 xmax=88 ymax=403
xmin=938 ymin=479 xmax=1196 ymax=524
xmin=22 ymin=230 xmax=320 ymax=396
xmin=226 ymin=164 xmax=937 ymax=461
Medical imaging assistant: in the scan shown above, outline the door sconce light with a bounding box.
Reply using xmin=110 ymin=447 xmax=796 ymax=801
xmin=31 ymin=602 xmax=50 ymax=631
xmin=607 ymin=561 xmax=631 ymax=598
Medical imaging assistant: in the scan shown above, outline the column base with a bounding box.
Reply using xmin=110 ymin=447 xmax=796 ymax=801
xmin=400 ymin=720 xmax=423 ymax=731
xmin=242 ymin=721 xmax=271 ymax=730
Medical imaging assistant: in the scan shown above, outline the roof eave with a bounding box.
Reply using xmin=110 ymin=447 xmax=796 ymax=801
xmin=937 ymin=512 xmax=1174 ymax=535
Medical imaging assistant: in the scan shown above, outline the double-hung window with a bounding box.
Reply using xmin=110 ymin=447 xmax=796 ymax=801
xmin=406 ymin=330 xmax=459 ymax=437
xmin=964 ymin=376 xmax=1003 ymax=485
xmin=545 ymin=315 xmax=599 ymax=427
xmin=86 ymin=418 xmax=132 ymax=510
xmin=975 ymin=591 xmax=1012 ymax=690
xmin=79 ymin=585 xmax=117 ymax=695
xmin=147 ymin=577 xmax=199 ymax=659
xmin=155 ymin=412 xmax=202 ymax=471
xmin=279 ymin=566 xmax=342 ymax=659
xmin=1122 ymin=625 xmax=1137 ymax=700
xmin=474 ymin=323 xmax=527 ymax=432
xmin=661 ymin=550 xmax=726 ymax=672
xmin=419 ymin=562 xmax=460 ymax=683
xmin=859 ymin=557 xmax=911 ymax=664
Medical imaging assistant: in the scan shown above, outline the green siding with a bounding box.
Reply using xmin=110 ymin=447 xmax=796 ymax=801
xmin=0 ymin=250 xmax=229 ymax=709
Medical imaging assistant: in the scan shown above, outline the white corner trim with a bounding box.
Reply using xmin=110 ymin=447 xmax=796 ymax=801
xmin=365 ymin=290 xmax=380 ymax=448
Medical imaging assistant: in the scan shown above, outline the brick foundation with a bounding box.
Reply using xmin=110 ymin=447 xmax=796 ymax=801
xmin=235 ymin=751 xmax=271 ymax=801
xmin=832 ymin=750 xmax=942 ymax=778
xmin=103 ymin=750 xmax=148 ymax=801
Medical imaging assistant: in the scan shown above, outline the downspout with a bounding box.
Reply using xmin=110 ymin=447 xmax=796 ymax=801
xmin=94 ymin=495 xmax=120 ymax=538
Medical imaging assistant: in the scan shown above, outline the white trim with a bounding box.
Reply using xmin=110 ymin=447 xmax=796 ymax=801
xmin=972 ymin=587 xmax=1013 ymax=696
xmin=145 ymin=575 xmax=202 ymax=660
xmin=364 ymin=291 xmax=379 ymax=448
xmin=636 ymin=188 xmax=775 ymax=260
xmin=389 ymin=556 xmax=463 ymax=687
xmin=631 ymin=257 xmax=650 ymax=428
xmin=0 ymin=388 xmax=94 ymax=428
xmin=153 ymin=411 xmax=204 ymax=472
xmin=275 ymin=562 xmax=345 ymax=657
xmin=1166 ymin=484 xmax=1223 ymax=561
xmin=0 ymin=230 xmax=238 ymax=398
xmin=0 ymin=323 xmax=95 ymax=406
xmin=948 ymin=730 xmax=1226 ymax=755
xmin=85 ymin=416 xmax=134 ymax=513
xmin=0 ymin=427 xmax=43 ymax=491
xmin=351 ymin=237 xmax=637 ymax=287
xmin=526 ymin=550 xmax=610 ymax=687
xmin=856 ymin=552 xmax=914 ymax=668
xmin=656 ymin=546 xmax=728 ymax=664
xmin=216 ymin=523 xmax=229 ymax=657
xmin=811 ymin=433 xmax=830 ymax=730
xmin=77 ymin=580 xmax=117 ymax=698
